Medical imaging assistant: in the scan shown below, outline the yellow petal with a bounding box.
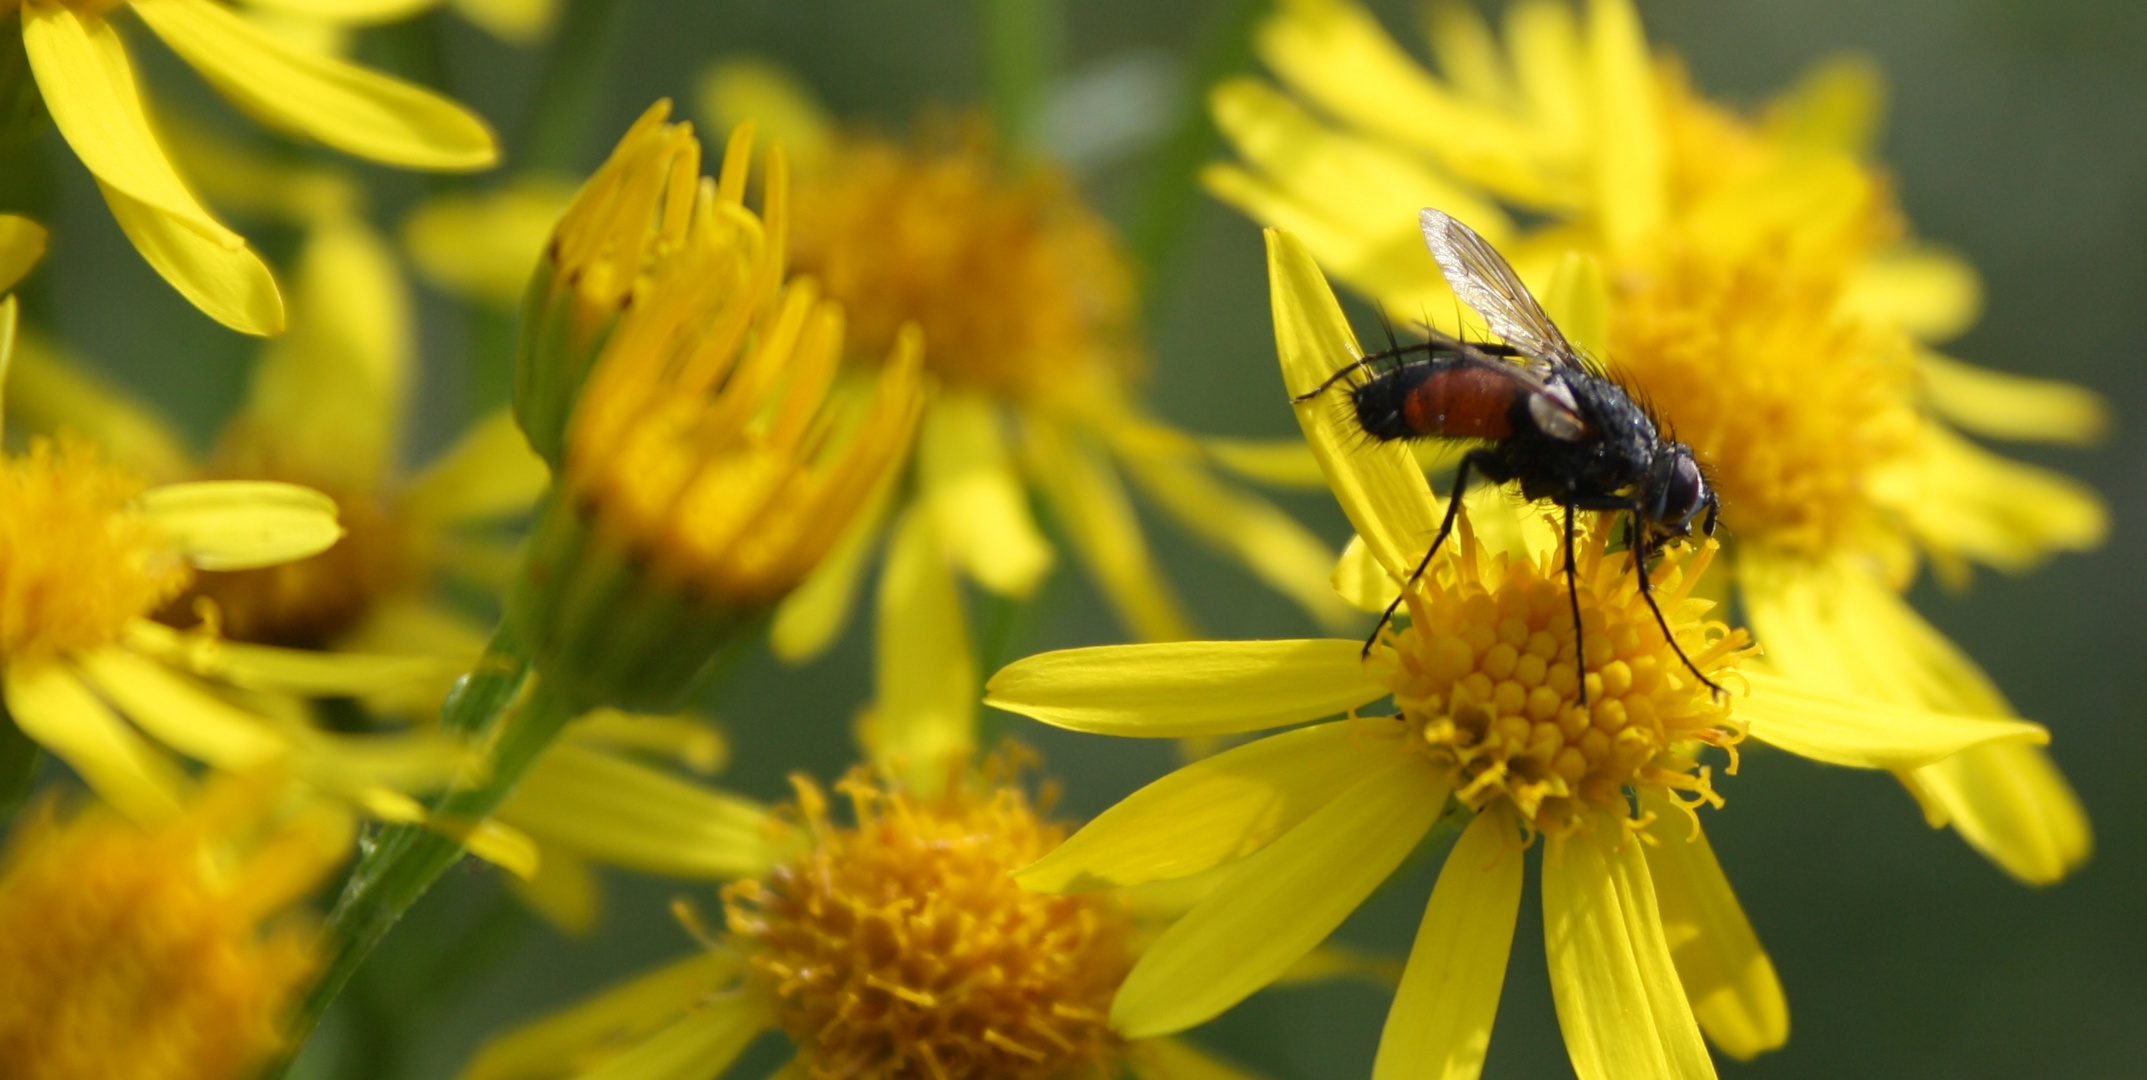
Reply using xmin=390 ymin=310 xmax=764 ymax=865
xmin=241 ymin=0 xmax=435 ymax=25
xmin=22 ymin=1 xmax=230 ymax=232
xmin=1912 ymin=740 xmax=2091 ymax=886
xmin=123 ymin=619 xmax=460 ymax=696
xmin=1543 ymin=815 xmax=1716 ymax=1080
xmin=1111 ymin=754 xmax=1449 ymax=1038
xmin=438 ymin=816 xmax=542 ymax=881
xmin=132 ymin=0 xmax=499 ymax=171
xmin=1763 ymin=54 xmax=1885 ymax=155
xmin=1638 ymin=793 xmax=1787 ymax=1060
xmin=1 ymin=327 xmax=197 ymax=481
xmin=856 ymin=506 xmax=976 ymax=792
xmin=3 ymin=661 xmax=185 ymax=821
xmin=1112 ymin=419 xmax=1356 ymax=632
xmin=1127 ymin=1037 xmax=1266 ymax=1080
xmin=920 ymin=393 xmax=1053 ymax=597
xmin=1902 ymin=424 xmax=2107 ymax=577
xmin=241 ymin=214 xmax=411 ymax=489
xmin=1018 ymin=719 xmax=1405 ymax=892
xmin=99 ymin=178 xmax=286 ymax=335
xmin=508 ymin=843 xmax=601 ymax=935
xmin=1372 ymin=809 xmax=1522 ymax=1080
xmin=72 ymin=646 xmax=284 ymax=767
xmin=449 ymin=0 xmax=557 ymax=44
xmin=457 ymin=952 xmax=747 ymax=1080
xmin=769 ymin=483 xmax=890 ymax=664
xmin=1200 ymin=435 xmax=1330 ymax=488
xmin=495 ymin=743 xmax=778 ymax=880
xmin=695 ymin=57 xmax=835 ymax=174
xmin=1205 ymin=77 xmax=1504 ymax=305
xmin=1255 ymin=0 xmax=1566 ymax=206
xmin=402 ymin=408 xmax=551 ymax=525
xmin=1333 ymin=534 xmax=1395 ymax=613
xmin=986 ymin=639 xmax=1388 ymax=738
xmin=561 ymin=707 xmax=728 ymax=775
xmin=1025 ymin=419 xmax=1195 ymax=641
xmin=1586 ymin=0 xmax=1665 ymax=252
xmin=1269 ymin=227 xmax=1443 ymax=583
xmin=401 ymin=179 xmax=578 ymax=307
xmin=137 ymin=479 xmax=343 ymax=570
xmin=0 ymin=215 xmax=47 ymax=293
xmin=576 ymin=999 xmax=775 ymax=1080
xmin=1540 ymin=249 xmax=1610 ymax=361
xmin=1847 ymin=246 xmax=1981 ymax=343
xmin=1917 ymin=350 xmax=2109 ymax=446
xmin=1738 ymin=670 xmax=2046 ymax=770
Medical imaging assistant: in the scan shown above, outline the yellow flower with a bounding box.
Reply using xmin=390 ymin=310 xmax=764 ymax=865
xmin=1202 ymin=0 xmax=2105 ymax=884
xmin=981 ymin=232 xmax=2053 ymax=1078
xmin=0 ymin=768 xmax=347 ymax=1080
xmin=508 ymin=102 xmax=924 ymax=714
xmin=7 ymin=149 xmax=549 ymax=714
xmin=6 ymin=0 xmax=497 ymax=333
xmin=697 ymin=61 xmax=1355 ymax=792
xmin=458 ymin=759 xmax=1267 ymax=1080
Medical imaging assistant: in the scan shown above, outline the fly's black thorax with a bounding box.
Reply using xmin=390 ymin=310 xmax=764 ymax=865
xmin=1481 ymin=370 xmax=1663 ymax=503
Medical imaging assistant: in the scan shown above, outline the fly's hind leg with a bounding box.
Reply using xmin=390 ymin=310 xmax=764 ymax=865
xmin=1623 ymin=516 xmax=1726 ymax=700
xmin=1561 ymin=500 xmax=1589 ymax=706
xmin=1365 ymin=450 xmax=1493 ymax=659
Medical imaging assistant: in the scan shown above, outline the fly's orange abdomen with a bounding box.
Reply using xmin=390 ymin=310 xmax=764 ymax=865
xmin=1401 ymin=365 xmax=1518 ymax=439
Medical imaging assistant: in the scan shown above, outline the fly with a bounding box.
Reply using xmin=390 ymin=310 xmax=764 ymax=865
xmin=1296 ymin=208 xmax=1722 ymax=702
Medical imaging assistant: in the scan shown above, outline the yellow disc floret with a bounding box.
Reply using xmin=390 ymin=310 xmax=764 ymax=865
xmin=1379 ymin=519 xmax=1754 ymax=839
xmin=0 ymin=439 xmax=189 ymax=668
xmin=725 ymin=764 xmax=1133 ymax=1080
xmin=0 ymin=777 xmax=339 ymax=1080
xmin=789 ymin=122 xmax=1138 ymax=406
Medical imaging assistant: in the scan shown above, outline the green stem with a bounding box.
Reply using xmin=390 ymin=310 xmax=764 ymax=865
xmin=980 ymin=0 xmax=1062 ymax=158
xmin=516 ymin=0 xmax=627 ymax=174
xmin=273 ymin=624 xmax=549 ymax=1076
xmin=1127 ymin=0 xmax=1264 ymax=318
xmin=0 ymin=700 xmax=41 ymax=829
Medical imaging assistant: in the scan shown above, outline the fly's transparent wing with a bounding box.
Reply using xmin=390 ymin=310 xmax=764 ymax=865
xmin=1419 ymin=207 xmax=1582 ymax=371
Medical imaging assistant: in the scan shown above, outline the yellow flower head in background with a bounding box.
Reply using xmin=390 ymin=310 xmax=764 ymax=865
xmin=5 ymin=0 xmax=497 ymax=333
xmin=695 ymin=59 xmax=1355 ymax=794
xmin=6 ymin=137 xmax=549 ymax=711
xmin=0 ymin=769 xmax=347 ymax=1080
xmin=984 ymin=232 xmax=2054 ymax=1079
xmin=1203 ymin=0 xmax=2105 ymax=885
xmin=459 ymin=756 xmax=1265 ymax=1080
xmin=509 ymin=102 xmax=925 ymax=714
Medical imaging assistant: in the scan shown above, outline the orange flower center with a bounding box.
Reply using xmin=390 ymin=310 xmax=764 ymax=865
xmin=1378 ymin=519 xmax=1751 ymax=838
xmin=725 ymin=768 xmax=1133 ymax=1080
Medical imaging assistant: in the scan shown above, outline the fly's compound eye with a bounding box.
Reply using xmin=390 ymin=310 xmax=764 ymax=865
xmin=1657 ymin=453 xmax=1708 ymax=533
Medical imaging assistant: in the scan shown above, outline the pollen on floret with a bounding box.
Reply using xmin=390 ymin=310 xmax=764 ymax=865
xmin=788 ymin=121 xmax=1138 ymax=406
xmin=0 ymin=778 xmax=337 ymax=1080
xmin=0 ymin=439 xmax=189 ymax=667
xmin=1378 ymin=518 xmax=1754 ymax=840
xmin=724 ymin=758 xmax=1134 ymax=1080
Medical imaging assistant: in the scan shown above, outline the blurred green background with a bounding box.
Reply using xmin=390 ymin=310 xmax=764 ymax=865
xmin=13 ymin=0 xmax=2145 ymax=1077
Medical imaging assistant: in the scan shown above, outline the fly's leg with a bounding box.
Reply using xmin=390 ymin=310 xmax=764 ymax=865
xmin=1623 ymin=516 xmax=1726 ymax=700
xmin=1364 ymin=450 xmax=1490 ymax=659
xmin=1563 ymin=500 xmax=1588 ymax=706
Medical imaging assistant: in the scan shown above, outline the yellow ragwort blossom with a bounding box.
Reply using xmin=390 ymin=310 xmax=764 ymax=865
xmin=6 ymin=148 xmax=549 ymax=713
xmin=458 ymin=759 xmax=1268 ymax=1080
xmin=4 ymin=0 xmax=497 ymax=333
xmin=1202 ymin=0 xmax=2105 ymax=884
xmin=0 ymin=769 xmax=348 ymax=1080
xmin=694 ymin=60 xmax=1354 ymax=792
xmin=982 ymin=232 xmax=2053 ymax=1080
xmin=508 ymin=102 xmax=925 ymax=714
xmin=0 ymin=234 xmax=474 ymax=830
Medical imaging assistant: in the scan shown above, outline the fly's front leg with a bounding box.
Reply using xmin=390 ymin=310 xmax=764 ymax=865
xmin=1623 ymin=514 xmax=1726 ymax=699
